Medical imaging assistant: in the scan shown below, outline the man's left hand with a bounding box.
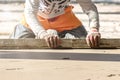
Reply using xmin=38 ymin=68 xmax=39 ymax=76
xmin=86 ymin=28 xmax=101 ymax=48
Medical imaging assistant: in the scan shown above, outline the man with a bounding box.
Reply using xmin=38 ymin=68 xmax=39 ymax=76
xmin=10 ymin=0 xmax=101 ymax=48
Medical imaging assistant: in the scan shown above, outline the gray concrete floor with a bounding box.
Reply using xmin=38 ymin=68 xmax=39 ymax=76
xmin=0 ymin=3 xmax=120 ymax=38
xmin=0 ymin=49 xmax=120 ymax=80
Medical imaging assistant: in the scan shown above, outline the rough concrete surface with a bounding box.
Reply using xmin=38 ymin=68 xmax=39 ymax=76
xmin=0 ymin=49 xmax=120 ymax=80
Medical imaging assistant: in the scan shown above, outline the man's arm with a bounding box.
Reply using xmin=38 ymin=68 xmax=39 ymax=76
xmin=76 ymin=0 xmax=101 ymax=48
xmin=24 ymin=0 xmax=46 ymax=37
xmin=24 ymin=0 xmax=60 ymax=48
xmin=76 ymin=0 xmax=100 ymax=29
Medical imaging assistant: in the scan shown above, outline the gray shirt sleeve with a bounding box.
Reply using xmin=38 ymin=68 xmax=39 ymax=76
xmin=76 ymin=0 xmax=100 ymax=29
xmin=24 ymin=0 xmax=46 ymax=36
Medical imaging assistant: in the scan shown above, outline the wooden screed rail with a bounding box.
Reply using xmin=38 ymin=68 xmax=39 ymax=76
xmin=0 ymin=39 xmax=119 ymax=49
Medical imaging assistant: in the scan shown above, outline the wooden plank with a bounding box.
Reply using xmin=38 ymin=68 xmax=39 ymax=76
xmin=0 ymin=39 xmax=119 ymax=49
xmin=72 ymin=39 xmax=120 ymax=49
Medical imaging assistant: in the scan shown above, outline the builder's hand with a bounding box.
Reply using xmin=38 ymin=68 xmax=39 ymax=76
xmin=37 ymin=29 xmax=60 ymax=48
xmin=86 ymin=28 xmax=101 ymax=48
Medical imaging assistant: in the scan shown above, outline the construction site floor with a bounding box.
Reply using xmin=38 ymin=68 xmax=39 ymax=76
xmin=0 ymin=49 xmax=120 ymax=80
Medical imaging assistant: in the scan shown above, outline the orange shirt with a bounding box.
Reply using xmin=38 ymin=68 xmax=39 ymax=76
xmin=21 ymin=6 xmax=82 ymax=32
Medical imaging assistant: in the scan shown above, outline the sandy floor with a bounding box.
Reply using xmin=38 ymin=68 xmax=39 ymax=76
xmin=0 ymin=49 xmax=120 ymax=80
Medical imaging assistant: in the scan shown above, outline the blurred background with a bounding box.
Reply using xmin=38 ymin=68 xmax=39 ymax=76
xmin=0 ymin=0 xmax=120 ymax=38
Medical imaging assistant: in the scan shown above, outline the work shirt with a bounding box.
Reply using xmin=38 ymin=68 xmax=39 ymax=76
xmin=38 ymin=0 xmax=70 ymax=18
xmin=24 ymin=0 xmax=100 ymax=35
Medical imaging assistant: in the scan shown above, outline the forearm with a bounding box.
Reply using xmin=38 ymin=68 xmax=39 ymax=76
xmin=88 ymin=5 xmax=100 ymax=31
xmin=76 ymin=0 xmax=100 ymax=31
xmin=24 ymin=0 xmax=46 ymax=36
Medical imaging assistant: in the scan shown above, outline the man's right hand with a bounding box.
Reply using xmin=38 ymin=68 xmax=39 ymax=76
xmin=37 ymin=29 xmax=61 ymax=48
xmin=44 ymin=34 xmax=60 ymax=48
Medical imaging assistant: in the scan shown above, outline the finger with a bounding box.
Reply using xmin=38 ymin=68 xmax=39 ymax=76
xmin=53 ymin=36 xmax=60 ymax=48
xmin=93 ymin=33 xmax=100 ymax=48
xmin=86 ymin=35 xmax=92 ymax=47
xmin=52 ymin=36 xmax=60 ymax=48
xmin=49 ymin=36 xmax=54 ymax=48
xmin=92 ymin=35 xmax=96 ymax=48
xmin=98 ymin=34 xmax=101 ymax=47
xmin=56 ymin=36 xmax=60 ymax=48
xmin=45 ymin=37 xmax=51 ymax=48
xmin=53 ymin=36 xmax=56 ymax=48
xmin=95 ymin=33 xmax=101 ymax=47
xmin=89 ymin=35 xmax=94 ymax=48
xmin=94 ymin=35 xmax=97 ymax=47
xmin=96 ymin=35 xmax=100 ymax=47
xmin=86 ymin=36 xmax=90 ymax=46
xmin=53 ymin=36 xmax=57 ymax=48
